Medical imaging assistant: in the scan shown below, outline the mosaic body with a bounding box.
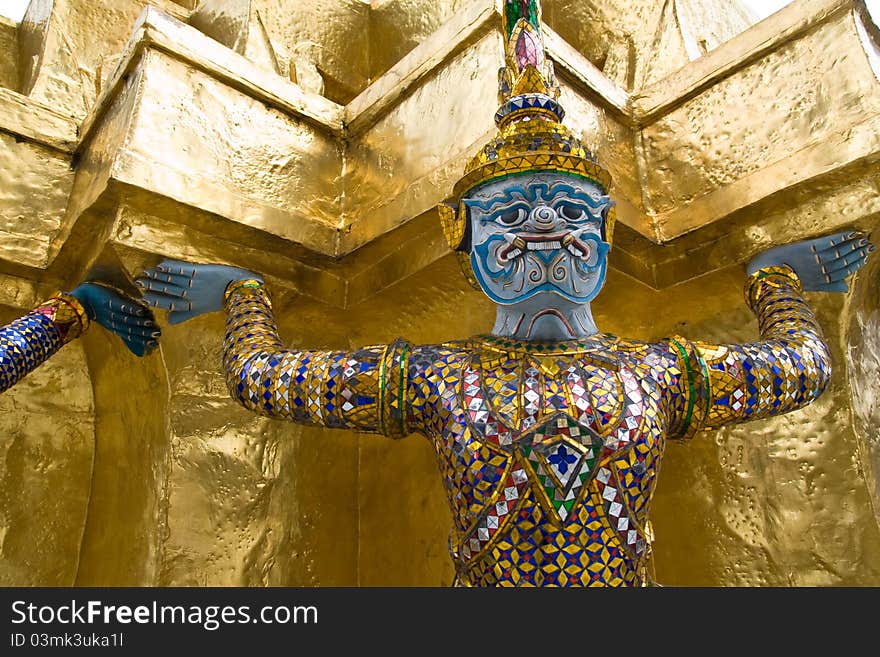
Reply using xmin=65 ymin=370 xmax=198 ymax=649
xmin=222 ymin=267 xmax=829 ymax=586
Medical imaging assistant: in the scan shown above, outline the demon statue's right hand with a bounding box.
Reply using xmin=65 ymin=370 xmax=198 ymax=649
xmin=135 ymin=260 xmax=262 ymax=325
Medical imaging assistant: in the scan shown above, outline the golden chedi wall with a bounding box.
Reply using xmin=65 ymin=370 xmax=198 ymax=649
xmin=1 ymin=0 xmax=879 ymax=586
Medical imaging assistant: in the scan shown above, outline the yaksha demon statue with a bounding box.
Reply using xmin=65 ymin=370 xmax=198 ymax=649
xmin=136 ymin=1 xmax=873 ymax=586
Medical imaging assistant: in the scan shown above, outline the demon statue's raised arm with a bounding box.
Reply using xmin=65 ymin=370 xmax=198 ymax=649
xmin=136 ymin=0 xmax=872 ymax=586
xmin=0 ymin=282 xmax=159 ymax=394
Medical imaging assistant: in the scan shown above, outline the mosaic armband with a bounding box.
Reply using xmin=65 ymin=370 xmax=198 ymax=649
xmin=222 ymin=282 xmax=412 ymax=437
xmin=0 ymin=292 xmax=91 ymax=393
xmin=667 ymin=265 xmax=831 ymax=438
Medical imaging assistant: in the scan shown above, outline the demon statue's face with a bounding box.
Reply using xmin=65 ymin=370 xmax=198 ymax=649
xmin=464 ymin=172 xmax=612 ymax=307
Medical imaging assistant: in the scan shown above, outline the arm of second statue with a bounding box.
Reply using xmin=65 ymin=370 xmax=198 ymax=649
xmin=0 ymin=283 xmax=160 ymax=394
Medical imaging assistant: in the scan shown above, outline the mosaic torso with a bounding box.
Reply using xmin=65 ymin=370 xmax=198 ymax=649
xmin=406 ymin=335 xmax=679 ymax=586
xmin=222 ymin=266 xmax=831 ymax=586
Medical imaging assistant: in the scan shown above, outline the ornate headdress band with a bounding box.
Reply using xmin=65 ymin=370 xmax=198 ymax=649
xmin=440 ymin=0 xmax=616 ymax=259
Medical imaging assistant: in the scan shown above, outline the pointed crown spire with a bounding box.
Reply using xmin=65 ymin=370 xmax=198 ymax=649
xmin=499 ymin=0 xmax=558 ymax=110
xmin=440 ymin=0 xmax=615 ymax=263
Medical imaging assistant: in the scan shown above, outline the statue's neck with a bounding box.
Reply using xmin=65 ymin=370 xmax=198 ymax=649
xmin=492 ymin=297 xmax=598 ymax=341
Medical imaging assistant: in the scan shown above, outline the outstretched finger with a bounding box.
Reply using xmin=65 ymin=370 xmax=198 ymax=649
xmin=135 ymin=277 xmax=190 ymax=299
xmin=823 ymin=245 xmax=874 ymax=274
xmin=814 ymin=232 xmax=867 ymax=260
xmin=104 ymin=296 xmax=153 ymax=319
xmin=107 ymin=313 xmax=161 ymax=337
xmin=140 ymin=290 xmax=182 ymax=311
xmin=825 ymin=258 xmax=868 ymax=283
xmin=123 ymin=337 xmax=146 ymax=357
xmin=124 ymin=301 xmax=153 ymax=319
xmin=141 ymin=268 xmax=193 ymax=288
xmin=156 ymin=259 xmax=199 ymax=278
xmin=109 ymin=324 xmax=161 ymax=342
xmin=123 ymin=335 xmax=159 ymax=357
xmin=141 ymin=292 xmax=192 ymax=313
xmin=107 ymin=312 xmax=157 ymax=329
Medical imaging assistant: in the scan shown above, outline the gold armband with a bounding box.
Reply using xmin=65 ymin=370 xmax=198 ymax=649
xmin=41 ymin=292 xmax=91 ymax=341
xmin=224 ymin=279 xmax=269 ymax=305
xmin=668 ymin=336 xmax=709 ymax=440
xmin=745 ymin=265 xmax=802 ymax=309
xmin=378 ymin=338 xmax=413 ymax=438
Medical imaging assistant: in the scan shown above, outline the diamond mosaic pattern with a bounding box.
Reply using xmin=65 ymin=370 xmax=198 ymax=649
xmin=520 ymin=414 xmax=603 ymax=522
xmin=0 ymin=296 xmax=87 ymax=394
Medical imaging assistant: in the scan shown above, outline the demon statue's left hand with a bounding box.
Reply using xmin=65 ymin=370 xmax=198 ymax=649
xmin=0 ymin=281 xmax=159 ymax=394
xmin=135 ymin=261 xmax=259 ymax=325
xmin=136 ymin=0 xmax=876 ymax=587
xmin=747 ymin=231 xmax=874 ymax=292
xmin=70 ymin=283 xmax=161 ymax=356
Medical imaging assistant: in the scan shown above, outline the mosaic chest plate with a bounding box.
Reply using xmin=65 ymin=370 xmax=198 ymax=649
xmin=406 ymin=335 xmax=682 ymax=586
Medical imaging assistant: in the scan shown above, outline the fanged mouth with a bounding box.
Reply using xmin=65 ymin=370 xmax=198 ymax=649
xmin=497 ymin=229 xmax=592 ymax=262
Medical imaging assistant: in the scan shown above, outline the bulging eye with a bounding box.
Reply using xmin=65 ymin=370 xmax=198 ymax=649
xmin=497 ymin=208 xmax=526 ymax=226
xmin=559 ymin=205 xmax=586 ymax=221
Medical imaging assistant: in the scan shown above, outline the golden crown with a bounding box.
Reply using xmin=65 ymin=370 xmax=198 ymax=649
xmin=440 ymin=0 xmax=616 ymax=259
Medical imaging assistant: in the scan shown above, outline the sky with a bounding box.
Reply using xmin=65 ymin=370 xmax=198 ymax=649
xmin=743 ymin=0 xmax=878 ymax=21
xmin=0 ymin=0 xmax=27 ymax=22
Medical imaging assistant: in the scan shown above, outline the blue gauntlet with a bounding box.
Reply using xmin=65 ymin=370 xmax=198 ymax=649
xmin=136 ymin=260 xmax=262 ymax=325
xmin=747 ymin=230 xmax=874 ymax=292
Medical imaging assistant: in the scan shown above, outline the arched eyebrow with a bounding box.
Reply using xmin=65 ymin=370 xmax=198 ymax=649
xmin=462 ymin=181 xmax=611 ymax=211
xmin=545 ymin=182 xmax=611 ymax=210
xmin=461 ymin=185 xmax=531 ymax=211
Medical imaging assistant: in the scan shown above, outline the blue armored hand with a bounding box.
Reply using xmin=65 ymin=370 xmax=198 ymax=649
xmin=747 ymin=230 xmax=875 ymax=292
xmin=70 ymin=282 xmax=160 ymax=357
xmin=135 ymin=260 xmax=261 ymax=324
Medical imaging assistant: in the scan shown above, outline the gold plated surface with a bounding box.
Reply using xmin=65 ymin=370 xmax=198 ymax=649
xmin=0 ymin=87 xmax=77 ymax=152
xmin=118 ymin=50 xmax=344 ymax=248
xmin=18 ymin=0 xmax=190 ymax=120
xmin=73 ymin=311 xmax=170 ymax=585
xmin=542 ymin=0 xmax=754 ymax=88
xmin=369 ymin=0 xmax=464 ymax=80
xmin=640 ymin=5 xmax=880 ymax=240
xmin=345 ymin=29 xmax=501 ymax=252
xmin=0 ymin=305 xmax=94 ymax=586
xmin=189 ymin=0 xmax=370 ymax=104
xmin=154 ymin=296 xmax=360 ymax=586
xmin=1 ymin=0 xmax=880 ymax=586
xmin=846 ymin=254 xmax=880 ymax=531
xmin=4 ymin=1 xmax=878 ymax=288
xmin=0 ymin=132 xmax=73 ymax=269
xmin=0 ymin=16 xmax=19 ymax=91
